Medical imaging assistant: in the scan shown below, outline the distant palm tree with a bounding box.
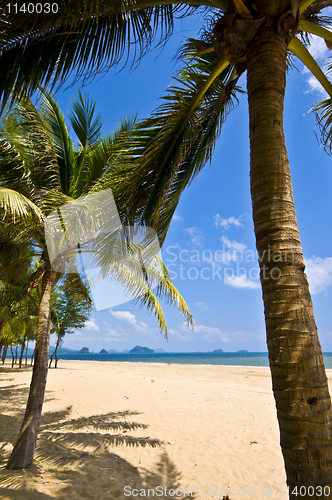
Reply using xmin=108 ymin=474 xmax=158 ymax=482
xmin=0 ymin=240 xmax=38 ymax=362
xmin=0 ymin=91 xmax=193 ymax=470
xmin=3 ymin=0 xmax=332 ymax=493
xmin=49 ymin=277 xmax=92 ymax=368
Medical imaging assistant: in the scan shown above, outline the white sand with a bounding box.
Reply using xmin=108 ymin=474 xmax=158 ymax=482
xmin=0 ymin=360 xmax=317 ymax=499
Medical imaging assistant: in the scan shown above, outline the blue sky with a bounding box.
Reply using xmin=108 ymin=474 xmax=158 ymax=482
xmin=50 ymin=10 xmax=332 ymax=353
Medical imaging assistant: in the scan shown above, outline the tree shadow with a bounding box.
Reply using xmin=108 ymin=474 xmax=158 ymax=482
xmin=0 ymin=378 xmax=199 ymax=500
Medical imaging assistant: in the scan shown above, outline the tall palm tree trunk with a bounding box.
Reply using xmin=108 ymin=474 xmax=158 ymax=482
xmin=2 ymin=345 xmax=7 ymax=363
xmin=19 ymin=334 xmax=27 ymax=368
xmin=49 ymin=332 xmax=61 ymax=368
xmin=247 ymin=28 xmax=332 ymax=496
xmin=6 ymin=261 xmax=56 ymax=469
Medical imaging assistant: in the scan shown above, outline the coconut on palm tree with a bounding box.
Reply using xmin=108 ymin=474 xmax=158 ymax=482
xmin=0 ymin=90 xmax=193 ymax=470
xmin=2 ymin=0 xmax=332 ymax=494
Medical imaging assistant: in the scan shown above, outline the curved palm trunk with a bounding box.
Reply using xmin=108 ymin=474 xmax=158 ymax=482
xmin=6 ymin=261 xmax=56 ymax=469
xmin=247 ymin=28 xmax=332 ymax=495
xmin=25 ymin=340 xmax=28 ymax=365
xmin=19 ymin=334 xmax=26 ymax=368
xmin=49 ymin=330 xmax=62 ymax=368
xmin=10 ymin=343 xmax=14 ymax=368
xmin=2 ymin=345 xmax=8 ymax=363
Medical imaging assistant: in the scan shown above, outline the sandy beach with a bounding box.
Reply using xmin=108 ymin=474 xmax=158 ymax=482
xmin=0 ymin=360 xmax=310 ymax=499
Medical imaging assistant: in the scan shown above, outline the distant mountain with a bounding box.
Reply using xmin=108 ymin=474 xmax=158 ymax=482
xmin=213 ymin=349 xmax=224 ymax=353
xmin=129 ymin=346 xmax=154 ymax=354
xmin=236 ymin=350 xmax=249 ymax=353
xmin=122 ymin=349 xmax=130 ymax=353
xmin=78 ymin=347 xmax=89 ymax=353
xmin=108 ymin=349 xmax=119 ymax=353
xmin=99 ymin=349 xmax=108 ymax=354
xmin=154 ymin=348 xmax=167 ymax=353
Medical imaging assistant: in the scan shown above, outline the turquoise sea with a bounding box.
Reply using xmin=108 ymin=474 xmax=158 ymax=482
xmin=55 ymin=351 xmax=332 ymax=368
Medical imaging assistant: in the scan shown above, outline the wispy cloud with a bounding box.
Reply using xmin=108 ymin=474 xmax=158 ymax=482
xmin=214 ymin=214 xmax=242 ymax=230
xmin=305 ymin=256 xmax=332 ymax=294
xmin=84 ymin=318 xmax=100 ymax=331
xmin=105 ymin=327 xmax=121 ymax=340
xmin=178 ymin=321 xmax=255 ymax=346
xmin=109 ymin=309 xmax=136 ymax=325
xmin=307 ymin=34 xmax=329 ymax=60
xmin=109 ymin=309 xmax=149 ymax=332
xmin=221 ymin=235 xmax=247 ymax=253
xmin=195 ymin=301 xmax=208 ymax=310
xmin=184 ymin=227 xmax=204 ymax=247
xmin=168 ymin=326 xmax=194 ymax=341
xmin=194 ymin=324 xmax=228 ymax=339
xmin=224 ymin=273 xmax=260 ymax=290
xmin=302 ymin=35 xmax=329 ymax=96
xmin=173 ymin=212 xmax=183 ymax=222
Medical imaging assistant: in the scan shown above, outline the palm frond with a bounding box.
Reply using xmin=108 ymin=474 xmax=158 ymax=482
xmin=0 ymin=136 xmax=34 ymax=198
xmin=0 ymin=187 xmax=43 ymax=222
xmin=311 ymin=96 xmax=332 ymax=152
xmin=69 ymin=90 xmax=103 ymax=148
xmin=39 ymin=91 xmax=75 ymax=196
xmin=114 ymin=41 xmax=242 ymax=242
xmin=95 ymin=255 xmax=191 ymax=336
xmin=1 ymin=98 xmax=62 ymax=195
xmin=0 ymin=1 xmax=199 ymax=110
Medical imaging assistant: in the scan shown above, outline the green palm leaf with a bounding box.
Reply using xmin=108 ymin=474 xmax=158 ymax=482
xmin=114 ymin=40 xmax=242 ymax=241
xmin=0 ymin=89 xmax=194 ymax=339
xmin=0 ymin=1 xmax=197 ymax=109
xmin=39 ymin=91 xmax=75 ymax=196
xmin=0 ymin=187 xmax=43 ymax=222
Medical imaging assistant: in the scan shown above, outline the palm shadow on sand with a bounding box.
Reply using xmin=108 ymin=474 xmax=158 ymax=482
xmin=0 ymin=369 xmax=196 ymax=500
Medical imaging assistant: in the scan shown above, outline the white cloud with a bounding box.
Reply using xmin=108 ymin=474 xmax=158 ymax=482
xmin=184 ymin=227 xmax=204 ymax=247
xmin=305 ymin=74 xmax=328 ymax=96
xmin=109 ymin=309 xmax=150 ymax=333
xmin=135 ymin=321 xmax=149 ymax=333
xmin=195 ymin=301 xmax=208 ymax=310
xmin=224 ymin=273 xmax=260 ymax=290
xmin=173 ymin=322 xmax=258 ymax=346
xmin=194 ymin=324 xmax=230 ymax=343
xmin=84 ymin=318 xmax=100 ymax=331
xmin=173 ymin=212 xmax=183 ymax=222
xmin=221 ymin=235 xmax=247 ymax=253
xmin=109 ymin=309 xmax=136 ymax=325
xmin=305 ymin=256 xmax=332 ymax=294
xmin=219 ymin=236 xmax=248 ymax=263
xmin=307 ymin=34 xmax=329 ymax=60
xmin=105 ymin=328 xmax=121 ymax=339
xmin=169 ymin=326 xmax=194 ymax=341
xmin=214 ymin=214 xmax=242 ymax=230
xmin=302 ymin=34 xmax=330 ymax=97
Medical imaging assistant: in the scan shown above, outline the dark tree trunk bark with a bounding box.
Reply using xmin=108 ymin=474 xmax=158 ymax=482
xmin=19 ymin=335 xmax=26 ymax=368
xmin=49 ymin=340 xmax=57 ymax=368
xmin=30 ymin=345 xmax=36 ymax=366
xmin=2 ymin=345 xmax=7 ymax=364
xmin=247 ymin=28 xmax=332 ymax=497
xmin=10 ymin=343 xmax=14 ymax=368
xmin=25 ymin=341 xmax=29 ymax=365
xmin=49 ymin=332 xmax=62 ymax=369
xmin=6 ymin=261 xmax=56 ymax=470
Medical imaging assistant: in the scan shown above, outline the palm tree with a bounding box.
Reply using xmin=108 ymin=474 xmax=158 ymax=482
xmin=0 ymin=91 xmax=193 ymax=470
xmin=2 ymin=0 xmax=332 ymax=493
xmin=0 ymin=239 xmax=38 ymax=363
xmin=49 ymin=277 xmax=92 ymax=368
